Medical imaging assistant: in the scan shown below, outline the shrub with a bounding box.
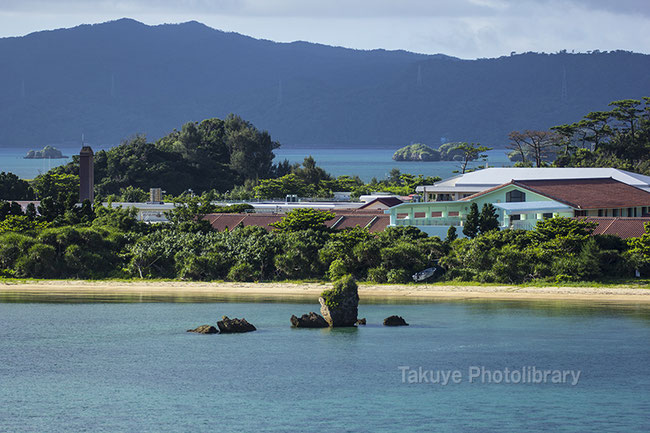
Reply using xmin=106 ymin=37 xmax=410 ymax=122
xmin=366 ymin=266 xmax=387 ymax=283
xmin=387 ymin=268 xmax=410 ymax=284
xmin=320 ymin=274 xmax=358 ymax=308
xmin=328 ymin=259 xmax=348 ymax=281
xmin=227 ymin=261 xmax=259 ymax=282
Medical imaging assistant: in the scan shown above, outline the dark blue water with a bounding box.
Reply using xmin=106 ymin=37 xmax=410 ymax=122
xmin=1 ymin=300 xmax=649 ymax=432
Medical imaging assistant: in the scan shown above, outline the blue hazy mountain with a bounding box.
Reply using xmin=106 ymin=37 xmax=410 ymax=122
xmin=0 ymin=18 xmax=648 ymax=148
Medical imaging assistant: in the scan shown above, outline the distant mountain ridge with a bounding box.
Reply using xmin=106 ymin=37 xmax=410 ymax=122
xmin=0 ymin=18 xmax=648 ymax=148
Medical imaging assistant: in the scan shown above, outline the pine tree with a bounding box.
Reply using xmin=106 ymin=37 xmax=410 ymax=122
xmin=479 ymin=203 xmax=500 ymax=234
xmin=445 ymin=225 xmax=458 ymax=243
xmin=463 ymin=203 xmax=480 ymax=238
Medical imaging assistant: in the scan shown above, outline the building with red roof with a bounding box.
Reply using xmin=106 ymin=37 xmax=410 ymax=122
xmin=387 ymin=177 xmax=650 ymax=238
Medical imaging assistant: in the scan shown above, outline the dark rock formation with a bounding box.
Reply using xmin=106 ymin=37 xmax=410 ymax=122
xmin=356 ymin=318 xmax=367 ymax=325
xmin=290 ymin=312 xmax=329 ymax=328
xmin=319 ymin=275 xmax=359 ymax=327
xmin=383 ymin=315 xmax=409 ymax=326
xmin=187 ymin=325 xmax=218 ymax=334
xmin=217 ymin=316 xmax=257 ymax=333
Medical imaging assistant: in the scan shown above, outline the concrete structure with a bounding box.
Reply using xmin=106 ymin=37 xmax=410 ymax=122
xmin=149 ymin=188 xmax=163 ymax=203
xmin=204 ymin=211 xmax=389 ymax=233
xmin=106 ymin=200 xmax=365 ymax=223
xmin=79 ymin=146 xmax=94 ymax=202
xmin=416 ymin=168 xmax=650 ymax=202
xmin=388 ymin=178 xmax=650 ymax=238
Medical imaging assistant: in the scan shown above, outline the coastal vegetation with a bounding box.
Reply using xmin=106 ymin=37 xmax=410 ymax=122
xmin=0 ymin=199 xmax=648 ymax=284
xmin=508 ymin=98 xmax=650 ymax=174
xmin=1 ymin=98 xmax=650 ymax=284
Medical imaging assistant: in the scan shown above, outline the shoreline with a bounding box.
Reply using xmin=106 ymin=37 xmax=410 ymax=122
xmin=1 ymin=280 xmax=650 ymax=304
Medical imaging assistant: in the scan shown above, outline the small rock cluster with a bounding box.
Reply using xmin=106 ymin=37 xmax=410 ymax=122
xmin=187 ymin=278 xmax=412 ymax=334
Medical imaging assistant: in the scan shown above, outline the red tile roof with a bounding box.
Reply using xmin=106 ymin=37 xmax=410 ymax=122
xmin=583 ymin=217 xmax=650 ymax=239
xmin=515 ymin=178 xmax=650 ymax=209
xmin=463 ymin=178 xmax=650 ymax=209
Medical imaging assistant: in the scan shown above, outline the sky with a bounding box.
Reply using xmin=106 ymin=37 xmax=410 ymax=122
xmin=0 ymin=0 xmax=649 ymax=58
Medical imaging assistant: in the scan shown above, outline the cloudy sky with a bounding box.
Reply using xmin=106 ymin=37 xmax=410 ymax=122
xmin=0 ymin=0 xmax=648 ymax=58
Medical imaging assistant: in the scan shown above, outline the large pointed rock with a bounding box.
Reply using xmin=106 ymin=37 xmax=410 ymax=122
xmin=319 ymin=275 xmax=359 ymax=327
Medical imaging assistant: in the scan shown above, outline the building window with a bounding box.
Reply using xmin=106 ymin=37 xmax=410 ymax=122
xmin=598 ymin=209 xmax=603 ymax=217
xmin=414 ymin=212 xmax=425 ymax=218
xmin=397 ymin=213 xmax=408 ymax=219
xmin=436 ymin=194 xmax=453 ymax=202
xmin=448 ymin=211 xmax=459 ymax=217
xmin=613 ymin=209 xmax=619 ymax=217
xmin=542 ymin=213 xmax=553 ymax=219
xmin=643 ymin=207 xmax=648 ymax=216
xmin=510 ymin=214 xmax=521 ymax=221
xmin=431 ymin=211 xmax=442 ymax=217
xmin=506 ymin=190 xmax=526 ymax=202
xmin=574 ymin=210 xmax=587 ymax=217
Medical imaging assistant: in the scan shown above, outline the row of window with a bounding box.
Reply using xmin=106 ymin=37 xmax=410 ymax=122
xmin=593 ymin=207 xmax=648 ymax=217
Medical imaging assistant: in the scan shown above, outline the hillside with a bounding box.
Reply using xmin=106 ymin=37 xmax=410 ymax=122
xmin=0 ymin=18 xmax=648 ymax=148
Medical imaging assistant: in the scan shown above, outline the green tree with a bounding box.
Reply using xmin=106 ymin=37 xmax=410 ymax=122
xmin=445 ymin=226 xmax=458 ymax=243
xmin=455 ymin=142 xmax=492 ymax=173
xmin=463 ymin=203 xmax=480 ymax=238
xmin=0 ymin=172 xmax=34 ymax=200
xmin=270 ymin=208 xmax=335 ymax=232
xmin=627 ymin=221 xmax=650 ymax=276
xmin=479 ymin=203 xmax=500 ymax=234
xmin=507 ymin=131 xmax=557 ymax=168
xmin=120 ymin=186 xmax=149 ymax=202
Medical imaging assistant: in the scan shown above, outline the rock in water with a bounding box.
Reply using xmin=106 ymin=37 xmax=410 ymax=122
xmin=187 ymin=325 xmax=218 ymax=334
xmin=217 ymin=316 xmax=257 ymax=333
xmin=383 ymin=315 xmax=409 ymax=326
xmin=356 ymin=318 xmax=367 ymax=325
xmin=290 ymin=312 xmax=329 ymax=328
xmin=319 ymin=275 xmax=359 ymax=327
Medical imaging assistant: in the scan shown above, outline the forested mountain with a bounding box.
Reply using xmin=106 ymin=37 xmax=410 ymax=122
xmin=0 ymin=18 xmax=648 ymax=148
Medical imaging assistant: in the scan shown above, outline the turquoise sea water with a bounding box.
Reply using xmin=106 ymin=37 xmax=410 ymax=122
xmin=0 ymin=146 xmax=511 ymax=182
xmin=1 ymin=298 xmax=649 ymax=432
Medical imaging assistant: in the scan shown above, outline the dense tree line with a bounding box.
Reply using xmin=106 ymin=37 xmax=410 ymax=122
xmin=1 ymin=203 xmax=649 ymax=283
xmin=508 ymin=98 xmax=650 ymax=173
xmin=51 ymin=115 xmax=281 ymax=196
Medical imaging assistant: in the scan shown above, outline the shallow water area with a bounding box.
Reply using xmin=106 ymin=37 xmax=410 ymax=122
xmin=1 ymin=297 xmax=649 ymax=432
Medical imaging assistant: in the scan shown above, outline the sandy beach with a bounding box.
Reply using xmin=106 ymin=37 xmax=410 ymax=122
xmin=1 ymin=280 xmax=650 ymax=304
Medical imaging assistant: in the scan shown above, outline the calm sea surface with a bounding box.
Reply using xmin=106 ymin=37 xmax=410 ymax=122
xmin=1 ymin=298 xmax=649 ymax=432
xmin=0 ymin=146 xmax=511 ymax=181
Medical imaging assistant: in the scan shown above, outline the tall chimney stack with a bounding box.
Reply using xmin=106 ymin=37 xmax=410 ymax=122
xmin=79 ymin=146 xmax=94 ymax=202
